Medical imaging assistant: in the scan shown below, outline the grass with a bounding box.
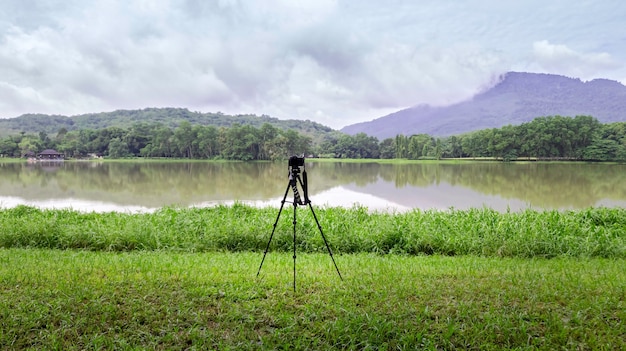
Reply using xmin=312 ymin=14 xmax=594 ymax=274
xmin=309 ymin=158 xmax=468 ymax=164
xmin=1 ymin=204 xmax=624 ymax=349
xmin=0 ymin=205 xmax=624 ymax=258
xmin=0 ymin=157 xmax=25 ymax=163
xmin=90 ymin=157 xmax=245 ymax=163
xmin=0 ymin=249 xmax=624 ymax=350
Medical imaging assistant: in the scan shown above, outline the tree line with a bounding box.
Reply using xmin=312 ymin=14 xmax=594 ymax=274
xmin=1 ymin=115 xmax=625 ymax=162
xmin=0 ymin=121 xmax=314 ymax=160
xmin=324 ymin=115 xmax=625 ymax=162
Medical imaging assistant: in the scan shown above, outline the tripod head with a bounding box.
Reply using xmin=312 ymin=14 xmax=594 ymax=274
xmin=288 ymin=155 xmax=304 ymax=173
xmin=287 ymin=155 xmax=308 ymax=205
xmin=288 ymin=155 xmax=305 ymax=168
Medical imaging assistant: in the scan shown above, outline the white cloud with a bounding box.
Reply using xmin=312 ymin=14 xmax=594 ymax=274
xmin=531 ymin=40 xmax=622 ymax=79
xmin=1 ymin=0 xmax=625 ymax=129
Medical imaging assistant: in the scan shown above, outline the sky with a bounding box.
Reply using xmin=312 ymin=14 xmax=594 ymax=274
xmin=1 ymin=0 xmax=625 ymax=129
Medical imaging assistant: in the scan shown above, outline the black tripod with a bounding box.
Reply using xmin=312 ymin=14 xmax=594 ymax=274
xmin=256 ymin=157 xmax=342 ymax=292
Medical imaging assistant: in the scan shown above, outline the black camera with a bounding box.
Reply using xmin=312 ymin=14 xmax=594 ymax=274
xmin=288 ymin=156 xmax=305 ymax=168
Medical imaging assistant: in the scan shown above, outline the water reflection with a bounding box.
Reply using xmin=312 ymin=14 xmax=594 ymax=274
xmin=0 ymin=161 xmax=624 ymax=212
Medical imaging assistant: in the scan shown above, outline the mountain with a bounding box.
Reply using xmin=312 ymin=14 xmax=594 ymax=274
xmin=0 ymin=107 xmax=336 ymax=142
xmin=341 ymin=72 xmax=626 ymax=139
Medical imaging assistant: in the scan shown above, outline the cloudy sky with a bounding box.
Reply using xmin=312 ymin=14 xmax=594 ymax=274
xmin=1 ymin=0 xmax=625 ymax=129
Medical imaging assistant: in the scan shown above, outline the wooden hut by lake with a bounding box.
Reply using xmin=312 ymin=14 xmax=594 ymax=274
xmin=37 ymin=149 xmax=64 ymax=161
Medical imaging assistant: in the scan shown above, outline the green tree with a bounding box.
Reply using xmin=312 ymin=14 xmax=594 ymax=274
xmin=220 ymin=124 xmax=261 ymax=160
xmin=379 ymin=138 xmax=395 ymax=159
xmin=352 ymin=133 xmax=380 ymax=158
xmin=108 ymin=137 xmax=129 ymax=158
xmin=407 ymin=136 xmax=420 ymax=159
xmin=583 ymin=139 xmax=621 ymax=161
xmin=125 ymin=123 xmax=153 ymax=156
xmin=173 ymin=121 xmax=198 ymax=158
xmin=443 ymin=136 xmax=462 ymax=158
xmin=394 ymin=135 xmax=408 ymax=158
xmin=18 ymin=135 xmax=41 ymax=156
xmin=434 ymin=138 xmax=443 ymax=160
xmin=56 ymin=132 xmax=81 ymax=158
xmin=460 ymin=133 xmax=481 ymax=159
xmin=38 ymin=131 xmax=52 ymax=149
xmin=333 ymin=134 xmax=357 ymax=158
xmin=144 ymin=126 xmax=174 ymax=157
xmin=258 ymin=123 xmax=279 ymax=160
xmin=197 ymin=125 xmax=220 ymax=159
xmin=406 ymin=134 xmax=431 ymax=159
xmin=0 ymin=138 xmax=19 ymax=157
xmin=56 ymin=128 xmax=68 ymax=140
xmin=76 ymin=129 xmax=97 ymax=157
xmin=278 ymin=129 xmax=310 ymax=158
xmin=489 ymin=125 xmax=518 ymax=161
xmin=87 ymin=127 xmax=126 ymax=156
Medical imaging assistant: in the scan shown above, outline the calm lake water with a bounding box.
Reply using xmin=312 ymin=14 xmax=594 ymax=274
xmin=1 ymin=161 xmax=625 ymax=212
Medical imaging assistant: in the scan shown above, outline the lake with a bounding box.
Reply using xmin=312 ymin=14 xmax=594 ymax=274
xmin=1 ymin=160 xmax=625 ymax=212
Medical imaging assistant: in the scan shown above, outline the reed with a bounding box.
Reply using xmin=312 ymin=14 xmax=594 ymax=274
xmin=0 ymin=205 xmax=624 ymax=258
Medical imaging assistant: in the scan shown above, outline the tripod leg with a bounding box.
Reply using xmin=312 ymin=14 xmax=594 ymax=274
xmin=292 ymin=202 xmax=297 ymax=292
xmin=308 ymin=203 xmax=343 ymax=281
xmin=257 ymin=183 xmax=291 ymax=278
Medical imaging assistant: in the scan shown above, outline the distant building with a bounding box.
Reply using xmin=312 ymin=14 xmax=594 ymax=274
xmin=37 ymin=149 xmax=65 ymax=160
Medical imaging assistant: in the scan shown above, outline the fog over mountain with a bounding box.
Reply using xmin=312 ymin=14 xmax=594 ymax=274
xmin=341 ymin=72 xmax=626 ymax=139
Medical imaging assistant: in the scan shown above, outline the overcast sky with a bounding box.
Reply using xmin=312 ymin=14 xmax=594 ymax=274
xmin=1 ymin=0 xmax=625 ymax=129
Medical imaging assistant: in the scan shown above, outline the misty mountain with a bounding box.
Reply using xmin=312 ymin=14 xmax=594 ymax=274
xmin=341 ymin=72 xmax=626 ymax=139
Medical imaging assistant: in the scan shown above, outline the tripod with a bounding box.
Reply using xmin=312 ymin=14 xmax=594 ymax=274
xmin=256 ymin=159 xmax=342 ymax=292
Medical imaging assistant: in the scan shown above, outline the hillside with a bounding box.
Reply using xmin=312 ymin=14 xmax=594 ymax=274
xmin=0 ymin=108 xmax=337 ymax=142
xmin=341 ymin=72 xmax=626 ymax=138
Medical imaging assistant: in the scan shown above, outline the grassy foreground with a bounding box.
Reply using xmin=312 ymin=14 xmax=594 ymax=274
xmin=1 ymin=249 xmax=624 ymax=350
xmin=1 ymin=205 xmax=625 ymax=349
xmin=0 ymin=205 xmax=625 ymax=258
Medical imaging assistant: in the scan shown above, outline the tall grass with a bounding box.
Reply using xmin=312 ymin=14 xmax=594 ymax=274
xmin=1 ymin=204 xmax=624 ymax=258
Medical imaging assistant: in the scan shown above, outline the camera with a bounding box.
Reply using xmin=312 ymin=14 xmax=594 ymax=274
xmin=288 ymin=155 xmax=305 ymax=168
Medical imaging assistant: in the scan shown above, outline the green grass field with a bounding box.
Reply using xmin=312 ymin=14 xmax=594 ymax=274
xmin=1 ymin=205 xmax=625 ymax=349
xmin=1 ymin=249 xmax=624 ymax=350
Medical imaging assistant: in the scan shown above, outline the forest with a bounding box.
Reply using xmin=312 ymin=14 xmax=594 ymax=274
xmin=0 ymin=115 xmax=625 ymax=162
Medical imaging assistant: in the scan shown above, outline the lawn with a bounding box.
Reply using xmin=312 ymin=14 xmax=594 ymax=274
xmin=1 ymin=249 xmax=624 ymax=350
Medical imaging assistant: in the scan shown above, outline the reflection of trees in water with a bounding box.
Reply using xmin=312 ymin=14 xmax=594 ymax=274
xmin=66 ymin=162 xmax=294 ymax=201
xmin=378 ymin=162 xmax=626 ymax=208
xmin=0 ymin=162 xmax=346 ymax=206
xmin=1 ymin=161 xmax=625 ymax=209
xmin=379 ymin=164 xmax=441 ymax=187
xmin=314 ymin=162 xmax=381 ymax=186
xmin=445 ymin=163 xmax=626 ymax=208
